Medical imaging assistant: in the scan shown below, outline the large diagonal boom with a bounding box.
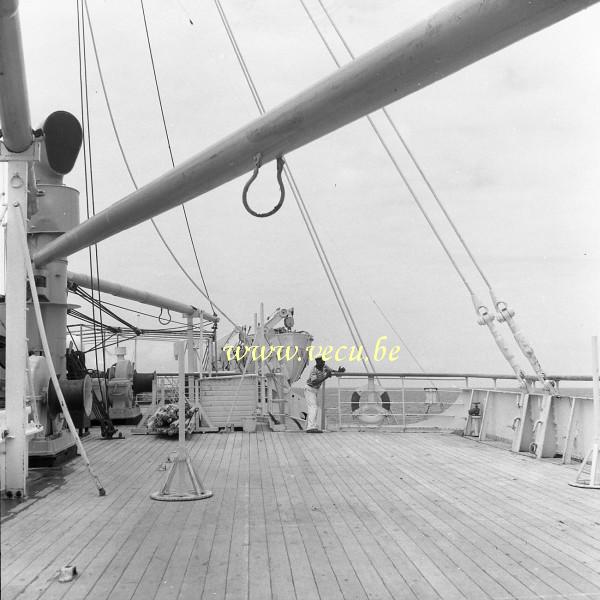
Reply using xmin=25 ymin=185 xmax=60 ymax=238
xmin=67 ymin=270 xmax=218 ymax=321
xmin=31 ymin=0 xmax=598 ymax=266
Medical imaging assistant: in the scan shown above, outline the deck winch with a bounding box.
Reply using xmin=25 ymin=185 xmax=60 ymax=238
xmin=103 ymin=347 xmax=145 ymax=424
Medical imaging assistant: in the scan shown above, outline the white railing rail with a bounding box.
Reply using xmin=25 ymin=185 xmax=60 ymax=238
xmin=323 ymin=372 xmax=594 ymax=464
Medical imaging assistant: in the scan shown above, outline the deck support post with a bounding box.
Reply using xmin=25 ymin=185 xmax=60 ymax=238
xmin=3 ymin=159 xmax=29 ymax=497
xmin=569 ymin=337 xmax=600 ymax=489
xmin=320 ymin=381 xmax=326 ymax=431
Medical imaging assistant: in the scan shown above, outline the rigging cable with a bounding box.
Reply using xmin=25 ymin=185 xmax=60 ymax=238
xmin=212 ymin=0 xmax=373 ymax=374
xmin=299 ymin=0 xmax=530 ymax=388
xmin=70 ymin=284 xmax=142 ymax=333
xmin=314 ymin=0 xmax=553 ymax=391
xmin=311 ymin=0 xmax=551 ymax=391
xmin=139 ymin=0 xmax=215 ymax=314
xmin=371 ymin=298 xmax=436 ymax=389
xmin=96 ymin=298 xmax=194 ymax=327
xmin=76 ymin=0 xmax=107 ymax=397
xmin=82 ymin=1 xmax=238 ymax=329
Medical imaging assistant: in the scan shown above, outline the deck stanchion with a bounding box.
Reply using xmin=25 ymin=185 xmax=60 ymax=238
xmin=569 ymin=336 xmax=600 ymax=489
xmin=320 ymin=380 xmax=327 ymax=431
xmin=151 ymin=341 xmax=212 ymax=501
xmin=337 ymin=376 xmax=341 ymax=430
xmin=401 ymin=377 xmax=406 ymax=430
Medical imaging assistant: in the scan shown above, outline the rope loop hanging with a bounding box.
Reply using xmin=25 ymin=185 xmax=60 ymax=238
xmin=242 ymin=153 xmax=286 ymax=218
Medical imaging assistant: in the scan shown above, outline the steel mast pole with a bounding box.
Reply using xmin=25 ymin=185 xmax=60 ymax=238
xmin=0 ymin=0 xmax=32 ymax=152
xmin=187 ymin=315 xmax=197 ymax=374
xmin=1 ymin=0 xmax=34 ymax=497
xmin=33 ymin=0 xmax=599 ymax=266
xmin=3 ymin=161 xmax=29 ymax=496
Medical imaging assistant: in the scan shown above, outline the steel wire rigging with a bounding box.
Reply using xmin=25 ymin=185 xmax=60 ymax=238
xmin=81 ymin=0 xmax=238 ymax=330
xmin=139 ymin=0 xmax=215 ymax=316
xmin=299 ymin=0 xmax=555 ymax=391
xmin=76 ymin=0 xmax=108 ymax=389
xmin=211 ymin=0 xmax=373 ymax=374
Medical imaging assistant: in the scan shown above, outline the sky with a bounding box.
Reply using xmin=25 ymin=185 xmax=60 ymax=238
xmin=1 ymin=0 xmax=599 ymax=380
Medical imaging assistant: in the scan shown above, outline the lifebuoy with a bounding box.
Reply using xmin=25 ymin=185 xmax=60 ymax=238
xmin=350 ymin=390 xmax=391 ymax=413
xmin=350 ymin=388 xmax=391 ymax=425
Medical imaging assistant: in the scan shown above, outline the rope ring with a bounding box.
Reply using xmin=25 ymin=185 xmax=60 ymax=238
xmin=242 ymin=153 xmax=286 ymax=218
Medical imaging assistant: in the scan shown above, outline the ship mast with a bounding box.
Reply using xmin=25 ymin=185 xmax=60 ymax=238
xmin=1 ymin=0 xmax=34 ymax=496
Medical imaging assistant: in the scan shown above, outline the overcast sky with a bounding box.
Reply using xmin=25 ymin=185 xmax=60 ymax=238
xmin=2 ymin=0 xmax=599 ymax=378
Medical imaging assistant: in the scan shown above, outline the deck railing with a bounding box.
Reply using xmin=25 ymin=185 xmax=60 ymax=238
xmin=138 ymin=370 xmax=595 ymax=465
xmin=321 ymin=373 xmax=467 ymax=432
xmin=321 ymin=372 xmax=594 ymax=465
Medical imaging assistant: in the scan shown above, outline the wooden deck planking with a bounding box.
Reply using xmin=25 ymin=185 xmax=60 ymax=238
xmin=200 ymin=432 xmax=245 ymax=599
xmin=410 ymin=435 xmax=600 ymax=580
xmin=341 ymin=434 xmax=580 ymax=597
xmin=425 ymin=435 xmax=600 ymax=536
xmin=433 ymin=444 xmax=600 ymax=584
xmin=246 ymin=433 xmax=272 ymax=600
xmin=279 ymin=432 xmax=417 ymax=600
xmin=1 ymin=434 xmax=142 ymax=562
xmin=151 ymin=435 xmax=223 ymax=600
xmin=262 ymin=432 xmax=322 ymax=599
xmin=2 ymin=429 xmax=600 ymax=600
xmin=41 ymin=436 xmax=219 ymax=600
xmin=339 ymin=433 xmax=600 ymax=595
xmin=125 ymin=433 xmax=225 ymax=600
xmin=225 ymin=432 xmax=251 ymax=600
xmin=270 ymin=433 xmax=347 ymax=600
xmin=1 ymin=434 xmax=130 ymax=558
xmin=28 ymin=463 xmax=168 ymax=600
xmin=278 ymin=434 xmax=373 ymax=600
xmin=176 ymin=432 xmax=240 ymax=600
xmin=317 ymin=433 xmax=544 ymax=599
xmin=350 ymin=456 xmax=534 ymax=600
xmin=440 ymin=435 xmax=600 ymax=524
xmin=254 ymin=430 xmax=297 ymax=600
xmin=2 ymin=434 xmax=167 ymax=596
xmin=300 ymin=434 xmax=473 ymax=600
xmin=46 ymin=433 xmax=220 ymax=600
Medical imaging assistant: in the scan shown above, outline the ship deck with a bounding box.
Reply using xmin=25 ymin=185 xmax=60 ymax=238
xmin=2 ymin=428 xmax=600 ymax=600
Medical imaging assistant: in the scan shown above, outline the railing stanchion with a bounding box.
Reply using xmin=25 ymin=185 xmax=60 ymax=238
xmin=320 ymin=381 xmax=327 ymax=431
xmin=337 ymin=376 xmax=342 ymax=430
xmin=402 ymin=377 xmax=406 ymax=430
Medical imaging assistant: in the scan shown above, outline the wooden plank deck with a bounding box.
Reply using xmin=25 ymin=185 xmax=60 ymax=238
xmin=2 ymin=429 xmax=599 ymax=600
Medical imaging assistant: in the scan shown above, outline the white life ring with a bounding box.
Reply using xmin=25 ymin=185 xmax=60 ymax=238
xmin=351 ymin=388 xmax=391 ymax=425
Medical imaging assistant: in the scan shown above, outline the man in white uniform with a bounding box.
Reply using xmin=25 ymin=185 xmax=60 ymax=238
xmin=304 ymin=357 xmax=344 ymax=433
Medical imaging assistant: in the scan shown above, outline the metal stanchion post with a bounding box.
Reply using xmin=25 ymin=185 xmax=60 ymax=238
xmin=569 ymin=337 xmax=600 ymax=489
xmin=151 ymin=341 xmax=212 ymax=501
